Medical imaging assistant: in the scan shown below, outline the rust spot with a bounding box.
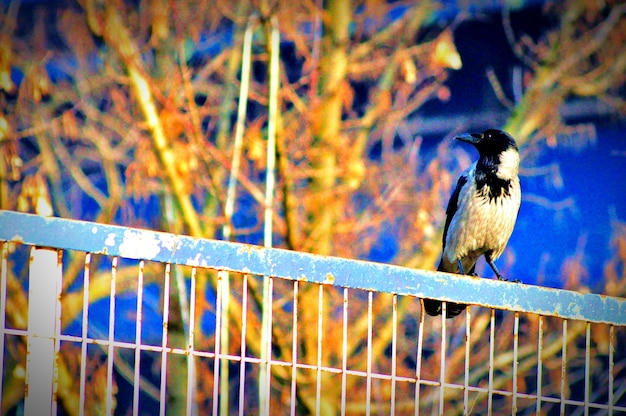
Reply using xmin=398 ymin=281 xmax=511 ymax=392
xmin=238 ymin=244 xmax=264 ymax=255
xmin=324 ymin=273 xmax=335 ymax=284
xmin=10 ymin=234 xmax=24 ymax=243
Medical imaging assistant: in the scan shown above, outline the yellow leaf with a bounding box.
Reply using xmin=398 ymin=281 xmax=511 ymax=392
xmin=401 ymin=57 xmax=417 ymax=84
xmin=345 ymin=154 xmax=365 ymax=190
xmin=0 ymin=115 xmax=8 ymax=140
xmin=245 ymin=118 xmax=266 ymax=170
xmin=10 ymin=154 xmax=22 ymax=181
xmin=0 ymin=69 xmax=13 ymax=92
xmin=36 ymin=66 xmax=51 ymax=96
xmin=0 ymin=35 xmax=13 ymax=92
xmin=150 ymin=0 xmax=170 ymax=45
xmin=27 ymin=65 xmax=51 ymax=103
xmin=430 ymin=30 xmax=462 ymax=70
xmin=36 ymin=195 xmax=54 ymax=217
xmin=340 ymin=80 xmax=354 ymax=113
xmin=18 ymin=173 xmax=53 ymax=216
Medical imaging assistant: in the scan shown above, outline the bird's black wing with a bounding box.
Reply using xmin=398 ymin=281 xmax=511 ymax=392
xmin=441 ymin=173 xmax=468 ymax=251
xmin=426 ymin=172 xmax=469 ymax=319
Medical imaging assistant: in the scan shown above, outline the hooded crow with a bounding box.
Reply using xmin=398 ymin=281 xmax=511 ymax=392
xmin=423 ymin=129 xmax=521 ymax=318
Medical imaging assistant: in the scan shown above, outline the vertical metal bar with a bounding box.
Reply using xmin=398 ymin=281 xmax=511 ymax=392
xmin=315 ymin=284 xmax=324 ymax=416
xmin=535 ymin=316 xmax=543 ymax=414
xmin=439 ymin=302 xmax=447 ymax=415
xmin=366 ymin=290 xmax=373 ymax=416
xmin=173 ymin=264 xmax=193 ymax=415
xmin=259 ymin=270 xmax=271 ymax=414
xmin=186 ymin=267 xmax=198 ymax=416
xmin=487 ymin=308 xmax=495 ymax=416
xmin=78 ymin=253 xmax=91 ymax=415
xmin=262 ymin=276 xmax=274 ymax=415
xmin=216 ymin=252 xmax=230 ymax=416
xmin=218 ymin=271 xmax=230 ymax=416
xmin=263 ymin=15 xmax=279 ymax=248
xmin=24 ymin=247 xmax=62 ymax=416
xmin=0 ymin=243 xmax=7 ymax=403
xmin=289 ymin=280 xmax=299 ymax=416
xmin=390 ymin=294 xmax=398 ymax=415
xmin=608 ymin=325 xmax=614 ymax=414
xmin=223 ymin=19 xmax=255 ymax=241
xmin=212 ymin=270 xmax=225 ymax=416
xmin=174 ymin=265 xmax=191 ymax=343
xmin=159 ymin=263 xmax=172 ymax=416
xmin=512 ymin=312 xmax=519 ymax=415
xmin=106 ymin=256 xmax=118 ymax=416
xmin=464 ymin=307 xmax=471 ymax=415
xmin=584 ymin=322 xmax=591 ymax=416
xmin=51 ymin=250 xmax=63 ymax=416
xmin=132 ymin=260 xmax=145 ymax=416
xmin=341 ymin=288 xmax=349 ymax=416
xmin=415 ymin=300 xmax=426 ymax=416
xmin=560 ymin=320 xmax=567 ymax=415
xmin=238 ymin=274 xmax=249 ymax=416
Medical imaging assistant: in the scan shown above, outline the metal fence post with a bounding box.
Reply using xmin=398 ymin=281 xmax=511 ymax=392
xmin=24 ymin=247 xmax=62 ymax=416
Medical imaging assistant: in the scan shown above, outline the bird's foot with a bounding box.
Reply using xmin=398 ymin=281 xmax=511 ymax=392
xmin=496 ymin=275 xmax=521 ymax=283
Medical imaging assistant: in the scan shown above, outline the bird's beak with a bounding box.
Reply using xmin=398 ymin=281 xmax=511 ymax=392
xmin=454 ymin=132 xmax=483 ymax=144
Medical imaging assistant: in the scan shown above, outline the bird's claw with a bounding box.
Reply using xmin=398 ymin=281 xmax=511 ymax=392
xmin=496 ymin=275 xmax=521 ymax=283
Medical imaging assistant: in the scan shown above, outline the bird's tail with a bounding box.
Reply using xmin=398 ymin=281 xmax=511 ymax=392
xmin=423 ymin=298 xmax=466 ymax=318
xmin=421 ymin=260 xmax=469 ymax=318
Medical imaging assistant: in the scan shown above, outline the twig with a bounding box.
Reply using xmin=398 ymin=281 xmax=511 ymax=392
xmin=92 ymin=2 xmax=203 ymax=237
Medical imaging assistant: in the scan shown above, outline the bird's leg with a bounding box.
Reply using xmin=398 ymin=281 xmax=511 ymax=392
xmin=457 ymin=259 xmax=478 ymax=276
xmin=485 ymin=255 xmax=505 ymax=280
xmin=456 ymin=259 xmax=466 ymax=275
xmin=486 ymin=254 xmax=520 ymax=283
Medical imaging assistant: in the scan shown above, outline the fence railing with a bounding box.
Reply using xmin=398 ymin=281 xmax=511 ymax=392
xmin=1 ymin=210 xmax=625 ymax=415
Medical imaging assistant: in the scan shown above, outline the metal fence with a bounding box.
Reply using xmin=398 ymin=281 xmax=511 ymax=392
xmin=1 ymin=210 xmax=625 ymax=415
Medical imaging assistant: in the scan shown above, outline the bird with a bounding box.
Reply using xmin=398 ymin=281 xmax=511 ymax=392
xmin=423 ymin=129 xmax=522 ymax=318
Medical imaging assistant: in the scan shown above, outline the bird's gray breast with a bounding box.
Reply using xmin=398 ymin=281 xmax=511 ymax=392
xmin=444 ymin=169 xmax=521 ymax=262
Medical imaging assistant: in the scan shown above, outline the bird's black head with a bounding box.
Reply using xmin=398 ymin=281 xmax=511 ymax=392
xmin=455 ymin=129 xmax=518 ymax=156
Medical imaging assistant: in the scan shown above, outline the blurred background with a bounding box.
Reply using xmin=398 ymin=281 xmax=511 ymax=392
xmin=1 ymin=0 xmax=625 ymax=413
